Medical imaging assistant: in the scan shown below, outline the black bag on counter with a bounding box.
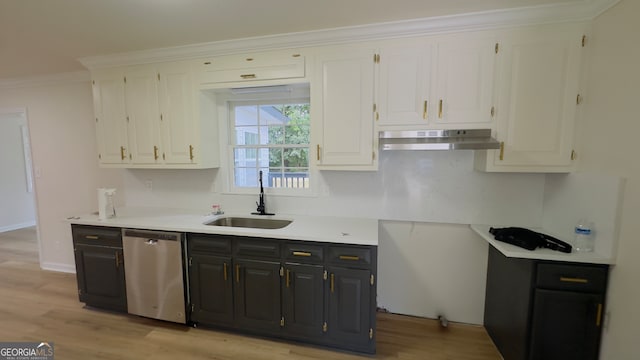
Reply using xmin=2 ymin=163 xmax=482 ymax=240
xmin=489 ymin=227 xmax=572 ymax=253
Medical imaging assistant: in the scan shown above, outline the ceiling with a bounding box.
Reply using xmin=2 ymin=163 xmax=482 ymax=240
xmin=0 ymin=0 xmax=588 ymax=80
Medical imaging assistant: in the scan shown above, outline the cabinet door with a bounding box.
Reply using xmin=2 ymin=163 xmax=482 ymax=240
xmin=479 ymin=25 xmax=583 ymax=172
xmin=234 ymin=259 xmax=282 ymax=332
xmin=530 ymin=289 xmax=604 ymax=360
xmin=189 ymin=254 xmax=233 ymax=326
xmin=92 ymin=70 xmax=129 ymax=164
xmin=327 ymin=266 xmax=373 ymax=352
xmin=283 ymin=263 xmax=325 ymax=339
xmin=314 ymin=46 xmax=376 ymax=168
xmin=433 ymin=34 xmax=497 ymax=127
xmin=124 ymin=66 xmax=161 ymax=164
xmin=74 ymin=244 xmax=127 ymax=311
xmin=158 ymin=62 xmax=197 ymax=164
xmin=377 ymin=43 xmax=432 ymax=126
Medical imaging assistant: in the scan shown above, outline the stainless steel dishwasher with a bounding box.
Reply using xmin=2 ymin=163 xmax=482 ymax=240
xmin=122 ymin=229 xmax=187 ymax=324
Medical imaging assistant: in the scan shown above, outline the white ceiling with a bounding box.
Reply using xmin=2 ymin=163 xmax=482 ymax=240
xmin=0 ymin=0 xmax=590 ymax=79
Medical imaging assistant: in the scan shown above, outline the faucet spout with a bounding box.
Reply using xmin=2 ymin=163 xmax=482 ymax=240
xmin=252 ymin=170 xmax=274 ymax=216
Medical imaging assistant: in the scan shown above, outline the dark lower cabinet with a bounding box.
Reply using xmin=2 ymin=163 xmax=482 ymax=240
xmin=234 ymin=259 xmax=282 ymax=332
xmin=484 ymin=245 xmax=608 ymax=360
xmin=189 ymin=254 xmax=233 ymax=326
xmin=282 ymin=263 xmax=325 ymax=340
xmin=72 ymin=225 xmax=127 ymax=312
xmin=529 ymin=289 xmax=604 ymax=360
xmin=327 ymin=266 xmax=374 ymax=353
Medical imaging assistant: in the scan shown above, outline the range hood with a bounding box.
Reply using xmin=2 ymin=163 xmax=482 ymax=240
xmin=379 ymin=129 xmax=500 ymax=151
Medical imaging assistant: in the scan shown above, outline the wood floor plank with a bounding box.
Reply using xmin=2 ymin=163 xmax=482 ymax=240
xmin=0 ymin=227 xmax=501 ymax=360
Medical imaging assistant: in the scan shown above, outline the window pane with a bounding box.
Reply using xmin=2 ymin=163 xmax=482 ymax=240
xmin=262 ymin=125 xmax=284 ymax=145
xmin=285 ymin=124 xmax=310 ymax=145
xmin=283 ymin=148 xmax=309 ymax=168
xmin=259 ymin=105 xmax=288 ymax=126
xmin=267 ymin=147 xmax=283 ymax=168
xmin=234 ymin=167 xmax=257 ymax=187
xmin=282 ymin=104 xmax=310 ymax=126
xmin=234 ymin=148 xmax=258 ymax=167
xmin=235 ymin=127 xmax=259 ymax=145
xmin=234 ymin=105 xmax=258 ymax=126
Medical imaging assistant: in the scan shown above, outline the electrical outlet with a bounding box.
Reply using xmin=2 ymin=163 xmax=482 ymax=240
xmin=144 ymin=180 xmax=153 ymax=191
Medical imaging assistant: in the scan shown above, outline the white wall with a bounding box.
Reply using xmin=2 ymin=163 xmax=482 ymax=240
xmin=0 ymin=111 xmax=36 ymax=231
xmin=578 ymin=1 xmax=640 ymax=358
xmin=0 ymin=73 xmax=124 ymax=272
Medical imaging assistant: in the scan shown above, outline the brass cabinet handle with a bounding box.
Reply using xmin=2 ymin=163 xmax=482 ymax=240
xmin=153 ymin=146 xmax=159 ymax=160
xmin=120 ymin=146 xmax=126 ymax=160
xmin=240 ymin=74 xmax=256 ymax=79
xmin=223 ymin=262 xmax=228 ymax=281
xmin=330 ymin=273 xmax=335 ymax=293
xmin=85 ymin=235 xmax=99 ymax=240
xmin=499 ymin=142 xmax=505 ymax=161
xmin=286 ymin=269 xmax=291 ymax=288
xmin=423 ymin=100 xmax=428 ymax=120
xmin=560 ymin=277 xmax=589 ymax=284
xmin=236 ymin=264 xmax=240 ymax=283
xmin=596 ymin=303 xmax=603 ymax=327
xmin=339 ymin=255 xmax=360 ymax=261
xmin=292 ymin=251 xmax=312 ymax=257
xmin=189 ymin=145 xmax=194 ymax=161
xmin=316 ymin=144 xmax=321 ymax=161
xmin=438 ymin=99 xmax=443 ymax=119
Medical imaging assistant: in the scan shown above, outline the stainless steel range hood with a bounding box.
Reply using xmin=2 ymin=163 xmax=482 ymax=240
xmin=379 ymin=129 xmax=500 ymax=151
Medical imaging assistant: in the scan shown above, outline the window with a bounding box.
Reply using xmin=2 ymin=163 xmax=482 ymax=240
xmin=230 ymin=99 xmax=310 ymax=191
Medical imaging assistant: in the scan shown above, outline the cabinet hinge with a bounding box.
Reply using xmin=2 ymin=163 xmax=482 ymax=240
xmin=495 ymin=43 xmax=499 ymax=54
xmin=191 ymin=304 xmax=194 ymax=312
xmin=369 ymin=328 xmax=374 ymax=339
xmin=370 ymin=274 xmax=375 ymax=286
xmin=95 ymin=117 xmax=98 ymax=123
xmin=162 ymin=153 xmax=166 ymax=160
xmin=576 ymin=94 xmax=583 ymax=105
xmin=188 ymin=257 xmax=193 ymax=266
xmin=160 ymin=114 xmax=163 ymax=121
xmin=129 ymin=153 xmax=132 ymax=160
xmin=280 ymin=317 xmax=285 ymax=327
xmin=323 ymin=270 xmax=328 ymax=280
xmin=322 ymin=322 xmax=328 ymax=332
xmin=92 ymin=80 xmax=95 ymax=85
xmin=491 ymin=106 xmax=495 ymax=117
xmin=157 ymin=73 xmax=160 ymax=81
xmin=98 ymin=154 xmax=102 ymax=160
xmin=126 ymin=116 xmax=130 ymax=123
xmin=123 ymin=76 xmax=126 ymax=84
xmin=372 ymin=151 xmax=376 ymax=161
xmin=373 ymin=103 xmax=377 ymax=112
xmin=279 ymin=266 xmax=284 ymax=277
xmin=582 ymin=35 xmax=587 ymax=47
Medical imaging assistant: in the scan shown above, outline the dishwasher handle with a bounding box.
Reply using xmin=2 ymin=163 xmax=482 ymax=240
xmin=122 ymin=229 xmax=181 ymax=241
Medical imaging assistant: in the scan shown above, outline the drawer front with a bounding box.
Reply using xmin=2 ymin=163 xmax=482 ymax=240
xmin=197 ymin=52 xmax=305 ymax=84
xmin=72 ymin=225 xmax=122 ymax=247
xmin=537 ymin=263 xmax=608 ymax=293
xmin=284 ymin=242 xmax=324 ymax=263
xmin=235 ymin=238 xmax=280 ymax=259
xmin=188 ymin=234 xmax=232 ymax=254
xmin=328 ymin=245 xmax=372 ymax=268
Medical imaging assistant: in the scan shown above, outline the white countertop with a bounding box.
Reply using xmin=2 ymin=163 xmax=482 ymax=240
xmin=471 ymin=224 xmax=614 ymax=265
xmin=68 ymin=207 xmax=378 ymax=246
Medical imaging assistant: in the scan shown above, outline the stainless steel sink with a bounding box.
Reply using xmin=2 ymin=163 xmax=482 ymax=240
xmin=205 ymin=217 xmax=292 ymax=230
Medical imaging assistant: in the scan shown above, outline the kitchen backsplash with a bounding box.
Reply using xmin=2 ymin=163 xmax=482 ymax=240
xmin=123 ymin=150 xmax=546 ymax=226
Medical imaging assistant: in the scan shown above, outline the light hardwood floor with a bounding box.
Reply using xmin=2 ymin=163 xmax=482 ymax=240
xmin=0 ymin=227 xmax=501 ymax=359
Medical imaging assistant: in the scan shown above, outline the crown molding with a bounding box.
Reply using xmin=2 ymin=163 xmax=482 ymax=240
xmin=79 ymin=0 xmax=620 ymax=70
xmin=0 ymin=71 xmax=90 ymax=90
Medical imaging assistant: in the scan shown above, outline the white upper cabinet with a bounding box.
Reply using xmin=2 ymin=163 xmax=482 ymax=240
xmin=312 ymin=45 xmax=377 ymax=170
xmin=433 ymin=33 xmax=497 ymax=127
xmin=377 ymin=32 xmax=497 ymax=129
xmin=475 ymin=23 xmax=585 ymax=172
xmin=124 ymin=66 xmax=161 ymax=165
xmin=91 ymin=61 xmax=219 ymax=169
xmin=92 ymin=68 xmax=129 ymax=164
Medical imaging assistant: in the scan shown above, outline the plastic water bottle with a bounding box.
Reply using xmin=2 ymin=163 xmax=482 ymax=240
xmin=574 ymin=219 xmax=594 ymax=252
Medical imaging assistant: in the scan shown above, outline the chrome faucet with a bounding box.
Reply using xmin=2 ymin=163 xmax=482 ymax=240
xmin=252 ymin=170 xmax=274 ymax=215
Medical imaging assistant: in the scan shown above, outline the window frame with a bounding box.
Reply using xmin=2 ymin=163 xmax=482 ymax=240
xmin=227 ymin=96 xmax=312 ymax=196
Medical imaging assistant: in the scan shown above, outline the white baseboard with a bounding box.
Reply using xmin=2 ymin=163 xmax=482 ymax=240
xmin=40 ymin=262 xmax=76 ymax=274
xmin=0 ymin=221 xmax=37 ymax=233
